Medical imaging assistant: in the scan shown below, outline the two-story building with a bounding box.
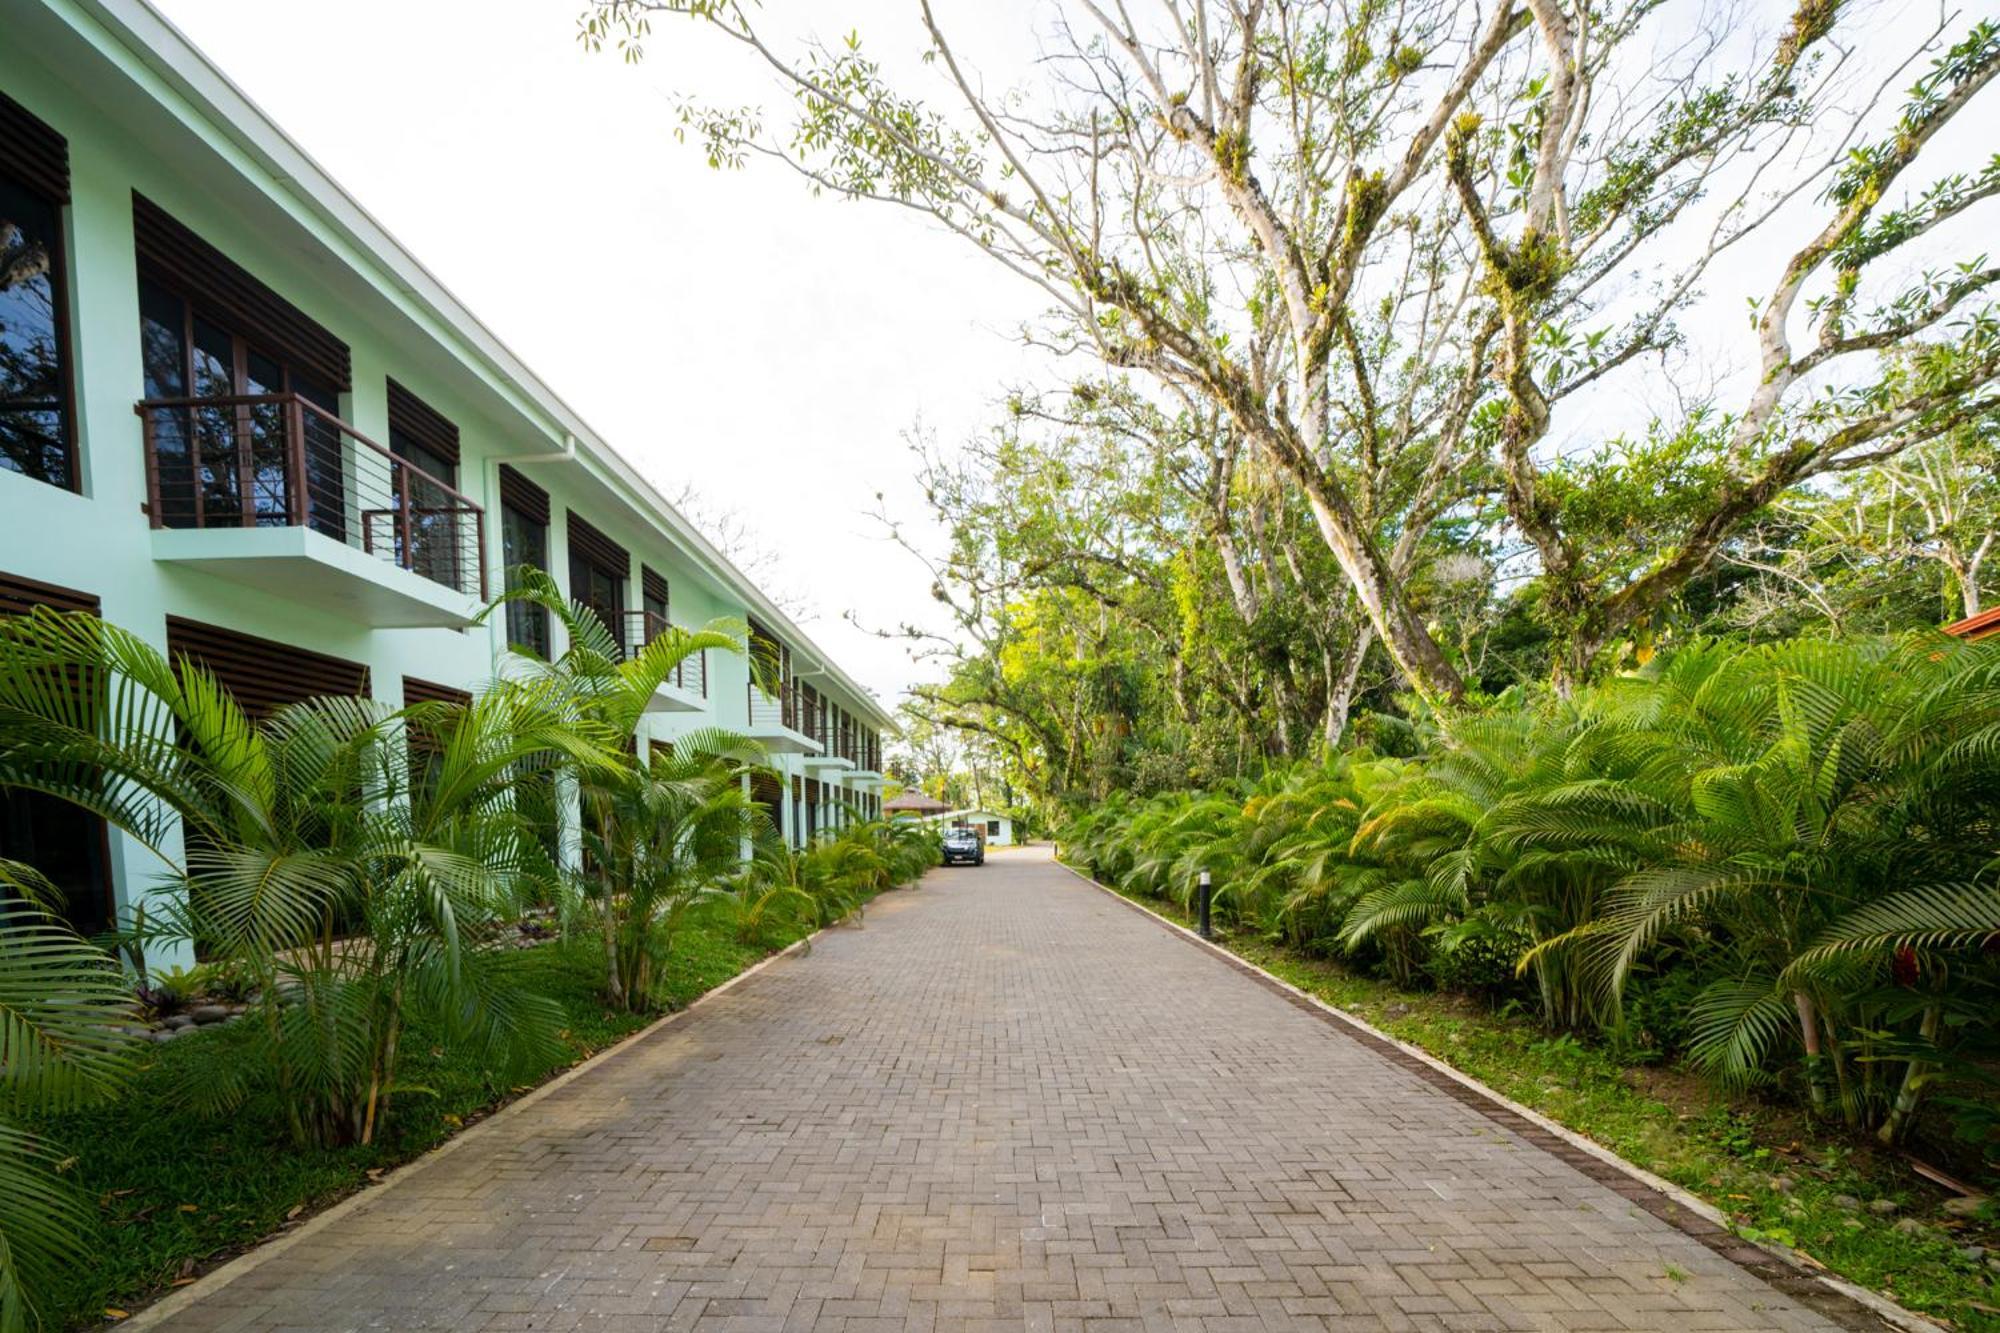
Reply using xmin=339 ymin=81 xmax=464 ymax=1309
xmin=0 ymin=0 xmax=891 ymax=939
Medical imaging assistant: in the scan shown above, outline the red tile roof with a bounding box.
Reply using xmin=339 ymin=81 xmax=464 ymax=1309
xmin=1944 ymin=607 xmax=2000 ymax=641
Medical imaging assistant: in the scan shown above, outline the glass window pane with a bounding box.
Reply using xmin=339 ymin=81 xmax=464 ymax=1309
xmin=0 ymin=176 xmax=72 ymax=488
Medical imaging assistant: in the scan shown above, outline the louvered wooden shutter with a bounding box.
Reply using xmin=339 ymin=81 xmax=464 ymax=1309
xmin=0 ymin=571 xmax=101 ymax=707
xmin=166 ymin=617 xmax=369 ymax=719
xmin=132 ymin=193 xmax=351 ymax=391
xmin=401 ymin=676 xmax=470 ymax=708
xmin=642 ymin=566 xmax=669 ymax=611
xmin=497 ymin=465 xmax=550 ymax=524
xmin=566 ymin=513 xmax=628 ymax=577
xmin=0 ymin=570 xmax=97 ymax=618
xmin=386 ymin=381 xmax=459 ymax=468
xmin=400 ymin=676 xmax=468 ymax=763
xmin=0 ymin=91 xmax=68 ymax=204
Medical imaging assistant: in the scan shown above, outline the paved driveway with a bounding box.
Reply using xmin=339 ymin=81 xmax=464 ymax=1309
xmin=145 ymin=846 xmax=1870 ymax=1332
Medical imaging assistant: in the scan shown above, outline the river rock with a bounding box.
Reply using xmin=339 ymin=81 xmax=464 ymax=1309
xmin=163 ymin=1014 xmax=196 ymax=1030
xmin=189 ymin=1004 xmax=232 ymax=1025
xmin=1942 ymin=1196 xmax=1988 ymax=1219
xmin=1893 ymin=1218 xmax=1925 ymax=1235
xmin=1867 ymin=1198 xmax=1899 ymax=1215
xmin=1830 ymin=1194 xmax=1862 ymax=1212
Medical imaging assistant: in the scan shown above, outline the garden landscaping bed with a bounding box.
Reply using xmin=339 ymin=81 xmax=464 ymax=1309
xmin=1073 ymin=861 xmax=2000 ymax=1332
xmin=35 ymin=904 xmax=863 ymax=1331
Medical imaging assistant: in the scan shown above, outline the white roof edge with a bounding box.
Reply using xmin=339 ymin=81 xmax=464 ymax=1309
xmin=69 ymin=0 xmax=895 ymax=729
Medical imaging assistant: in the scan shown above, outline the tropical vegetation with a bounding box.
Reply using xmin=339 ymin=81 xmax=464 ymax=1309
xmin=0 ymin=587 xmax=924 ymax=1329
xmin=1061 ymin=633 xmax=2000 ymax=1152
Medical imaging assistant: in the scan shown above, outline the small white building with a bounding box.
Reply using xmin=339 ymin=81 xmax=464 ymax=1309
xmin=933 ymin=809 xmax=1015 ymax=848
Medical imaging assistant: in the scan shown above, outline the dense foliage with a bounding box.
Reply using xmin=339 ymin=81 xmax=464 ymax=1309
xmin=0 ymin=597 xmax=926 ymax=1328
xmin=1063 ymin=634 xmax=2000 ymax=1154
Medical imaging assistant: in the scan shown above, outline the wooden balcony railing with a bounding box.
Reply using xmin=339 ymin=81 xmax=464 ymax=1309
xmin=617 ymin=610 xmax=707 ymax=697
xmin=137 ymin=393 xmax=485 ymax=599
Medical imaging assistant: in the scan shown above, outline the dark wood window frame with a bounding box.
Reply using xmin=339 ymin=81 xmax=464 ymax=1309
xmin=0 ymin=92 xmax=79 ymax=493
xmin=566 ymin=513 xmax=629 ymax=649
xmin=0 ymin=571 xmax=113 ymax=934
xmin=498 ymin=465 xmax=552 ymax=659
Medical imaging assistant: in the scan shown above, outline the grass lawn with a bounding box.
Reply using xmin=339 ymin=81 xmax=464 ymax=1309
xmin=1080 ymin=868 xmax=2000 ymax=1332
xmin=33 ymin=903 xmax=842 ymax=1330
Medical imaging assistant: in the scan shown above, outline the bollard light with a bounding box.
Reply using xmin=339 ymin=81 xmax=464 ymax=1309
xmin=1197 ymin=869 xmax=1214 ymax=939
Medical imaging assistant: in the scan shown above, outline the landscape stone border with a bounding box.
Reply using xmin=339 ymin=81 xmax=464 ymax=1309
xmin=1055 ymin=854 xmax=1940 ymax=1333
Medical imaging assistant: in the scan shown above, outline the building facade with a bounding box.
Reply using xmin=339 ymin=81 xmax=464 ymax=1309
xmin=0 ymin=0 xmax=890 ymax=942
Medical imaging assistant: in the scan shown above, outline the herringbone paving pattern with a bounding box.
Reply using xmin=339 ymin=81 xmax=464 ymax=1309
xmin=149 ymin=847 xmax=1859 ymax=1331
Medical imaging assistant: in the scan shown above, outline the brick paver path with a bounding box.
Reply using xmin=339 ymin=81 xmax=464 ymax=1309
xmin=150 ymin=847 xmax=1861 ymax=1332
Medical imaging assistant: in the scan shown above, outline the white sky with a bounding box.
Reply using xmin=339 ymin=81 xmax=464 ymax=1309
xmin=149 ymin=0 xmax=1053 ymax=710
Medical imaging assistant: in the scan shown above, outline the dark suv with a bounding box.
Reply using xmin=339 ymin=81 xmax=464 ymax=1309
xmin=941 ymin=828 xmax=984 ymax=866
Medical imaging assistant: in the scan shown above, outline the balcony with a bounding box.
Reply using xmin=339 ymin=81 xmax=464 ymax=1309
xmin=802 ymin=709 xmax=854 ymax=773
xmin=745 ymin=683 xmax=820 ymax=755
xmin=616 ymin=610 xmax=707 ymax=714
xmin=138 ymin=393 xmax=484 ymax=627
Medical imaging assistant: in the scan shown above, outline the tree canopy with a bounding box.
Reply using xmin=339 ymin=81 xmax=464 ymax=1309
xmin=584 ymin=0 xmax=2000 ymax=805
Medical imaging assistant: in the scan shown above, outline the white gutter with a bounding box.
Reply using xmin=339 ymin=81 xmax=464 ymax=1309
xmin=508 ymin=432 xmax=580 ymax=465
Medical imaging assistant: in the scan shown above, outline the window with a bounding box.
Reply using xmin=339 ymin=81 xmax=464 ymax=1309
xmin=498 ymin=465 xmax=551 ymax=658
xmin=0 ymin=99 xmax=76 ymax=491
xmin=139 ymin=276 xmax=341 ymax=533
xmin=641 ymin=566 xmax=669 ymax=630
xmin=567 ymin=514 xmax=628 ymax=652
xmin=987 ymin=820 xmax=1001 ymax=837
xmin=386 ymin=381 xmax=463 ymax=590
xmin=502 ymin=505 xmax=549 ymax=656
xmin=570 ymin=550 xmax=622 ymax=643
xmin=133 ymin=196 xmax=351 ymax=536
xmin=0 ymin=571 xmax=110 ymax=936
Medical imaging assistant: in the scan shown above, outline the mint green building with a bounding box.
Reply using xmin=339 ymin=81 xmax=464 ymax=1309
xmin=0 ymin=0 xmax=890 ymax=945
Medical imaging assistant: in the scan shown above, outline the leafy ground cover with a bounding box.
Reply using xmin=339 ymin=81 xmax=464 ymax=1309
xmin=34 ymin=903 xmax=851 ymax=1330
xmin=1082 ymin=866 xmax=2000 ymax=1332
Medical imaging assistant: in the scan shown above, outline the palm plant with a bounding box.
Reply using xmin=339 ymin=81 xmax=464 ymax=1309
xmin=1059 ymin=632 xmax=2000 ymax=1143
xmin=0 ymin=609 xmax=599 ymax=1147
xmin=874 ymin=819 xmax=941 ymax=886
xmin=489 ymin=571 xmax=753 ymax=1012
xmin=1518 ymin=636 xmax=2000 ymax=1137
xmin=0 ymin=863 xmax=136 ymax=1333
xmin=575 ymin=729 xmax=758 ymax=1010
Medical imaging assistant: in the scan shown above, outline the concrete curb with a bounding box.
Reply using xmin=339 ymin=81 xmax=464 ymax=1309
xmin=118 ymin=923 xmax=839 ymax=1329
xmin=1054 ymin=854 xmax=1941 ymax=1333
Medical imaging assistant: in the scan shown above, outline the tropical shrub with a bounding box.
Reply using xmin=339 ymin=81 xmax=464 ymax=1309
xmin=577 ymin=730 xmax=759 ymax=1009
xmin=0 ymin=865 xmax=136 ymax=1332
xmin=490 ymin=570 xmax=753 ymax=1011
xmin=0 ymin=610 xmax=611 ymax=1147
xmin=1061 ymin=633 xmax=2000 ymax=1144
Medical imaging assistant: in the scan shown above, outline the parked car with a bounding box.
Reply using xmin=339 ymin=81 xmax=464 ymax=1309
xmin=941 ymin=827 xmax=984 ymax=866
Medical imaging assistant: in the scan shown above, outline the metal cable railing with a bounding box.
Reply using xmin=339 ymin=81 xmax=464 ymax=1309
xmin=138 ymin=393 xmax=484 ymax=598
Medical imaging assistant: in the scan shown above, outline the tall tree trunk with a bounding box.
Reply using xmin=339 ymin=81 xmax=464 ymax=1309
xmin=1323 ymin=627 xmax=1374 ymax=749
